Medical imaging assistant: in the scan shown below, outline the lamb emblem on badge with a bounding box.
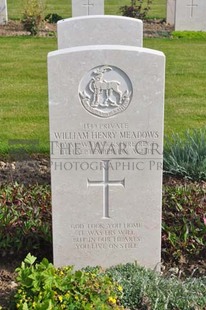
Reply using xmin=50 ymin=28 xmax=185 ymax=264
xmin=79 ymin=65 xmax=133 ymax=118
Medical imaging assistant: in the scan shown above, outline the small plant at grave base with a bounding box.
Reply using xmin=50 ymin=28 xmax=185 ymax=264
xmin=119 ymin=0 xmax=152 ymax=20
xmin=45 ymin=13 xmax=63 ymax=23
xmin=164 ymin=128 xmax=206 ymax=181
xmin=162 ymin=182 xmax=206 ymax=264
xmin=21 ymin=0 xmax=46 ymax=35
xmin=13 ymin=253 xmax=123 ymax=310
xmin=107 ymin=263 xmax=206 ymax=309
xmin=0 ymin=183 xmax=52 ymax=258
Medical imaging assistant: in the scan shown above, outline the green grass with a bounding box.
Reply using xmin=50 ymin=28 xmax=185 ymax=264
xmin=7 ymin=0 xmax=71 ymax=20
xmin=7 ymin=0 xmax=166 ymax=20
xmin=1 ymin=36 xmax=206 ymax=154
xmin=144 ymin=37 xmax=206 ymax=136
xmin=0 ymin=37 xmax=56 ymax=154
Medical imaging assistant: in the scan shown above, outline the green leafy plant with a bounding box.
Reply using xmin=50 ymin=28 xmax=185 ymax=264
xmin=162 ymin=182 xmax=206 ymax=263
xmin=119 ymin=0 xmax=152 ymax=20
xmin=45 ymin=13 xmax=63 ymax=23
xmin=164 ymin=129 xmax=206 ymax=180
xmin=21 ymin=0 xmax=46 ymax=35
xmin=13 ymin=254 xmax=123 ymax=309
xmin=11 ymin=256 xmax=206 ymax=310
xmin=0 ymin=183 xmax=52 ymax=258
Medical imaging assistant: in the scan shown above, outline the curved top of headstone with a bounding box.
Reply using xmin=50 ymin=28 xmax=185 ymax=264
xmin=57 ymin=15 xmax=143 ymax=49
xmin=49 ymin=44 xmax=164 ymax=59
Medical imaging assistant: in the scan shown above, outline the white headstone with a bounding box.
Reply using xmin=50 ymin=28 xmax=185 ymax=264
xmin=0 ymin=0 xmax=8 ymax=25
xmin=166 ymin=0 xmax=176 ymax=25
xmin=72 ymin=0 xmax=104 ymax=17
xmin=57 ymin=16 xmax=143 ymax=49
xmin=48 ymin=44 xmax=165 ymax=270
xmin=175 ymin=0 xmax=206 ymax=31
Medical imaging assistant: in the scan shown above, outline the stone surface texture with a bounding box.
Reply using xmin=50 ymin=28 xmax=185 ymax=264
xmin=57 ymin=16 xmax=143 ymax=49
xmin=48 ymin=45 xmax=165 ymax=270
xmin=72 ymin=0 xmax=104 ymax=17
xmin=166 ymin=0 xmax=176 ymax=25
xmin=175 ymin=0 xmax=206 ymax=31
xmin=0 ymin=0 xmax=8 ymax=25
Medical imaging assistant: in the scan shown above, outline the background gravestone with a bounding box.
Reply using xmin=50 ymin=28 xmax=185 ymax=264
xmin=48 ymin=44 xmax=165 ymax=270
xmin=175 ymin=0 xmax=206 ymax=30
xmin=57 ymin=16 xmax=143 ymax=49
xmin=72 ymin=0 xmax=104 ymax=17
xmin=0 ymin=0 xmax=8 ymax=25
xmin=166 ymin=0 xmax=176 ymax=25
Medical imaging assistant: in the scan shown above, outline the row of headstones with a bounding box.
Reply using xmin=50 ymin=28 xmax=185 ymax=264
xmin=0 ymin=0 xmax=104 ymax=25
xmin=0 ymin=0 xmax=103 ymax=25
xmin=79 ymin=0 xmax=206 ymax=31
xmin=167 ymin=0 xmax=206 ymax=31
xmin=63 ymin=0 xmax=206 ymax=32
xmin=0 ymin=0 xmax=8 ymax=25
xmin=48 ymin=9 xmax=165 ymax=270
xmin=2 ymin=0 xmax=206 ymax=31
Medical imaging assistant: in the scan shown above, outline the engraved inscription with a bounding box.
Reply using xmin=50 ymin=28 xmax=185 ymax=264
xmin=82 ymin=0 xmax=94 ymax=15
xmin=87 ymin=160 xmax=125 ymax=219
xmin=187 ymin=0 xmax=198 ymax=17
xmin=70 ymin=222 xmax=141 ymax=250
xmin=50 ymin=123 xmax=162 ymax=160
xmin=50 ymin=124 xmax=162 ymax=159
xmin=79 ymin=65 xmax=133 ymax=118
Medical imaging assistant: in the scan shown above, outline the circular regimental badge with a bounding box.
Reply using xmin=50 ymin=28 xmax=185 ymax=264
xmin=79 ymin=65 xmax=133 ymax=118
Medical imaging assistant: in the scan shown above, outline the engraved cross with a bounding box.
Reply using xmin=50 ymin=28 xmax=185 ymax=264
xmin=82 ymin=0 xmax=94 ymax=15
xmin=187 ymin=0 xmax=198 ymax=18
xmin=87 ymin=160 xmax=125 ymax=219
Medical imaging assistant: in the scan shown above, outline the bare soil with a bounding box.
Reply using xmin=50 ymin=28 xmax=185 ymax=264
xmin=0 ymin=19 xmax=174 ymax=37
xmin=143 ymin=18 xmax=174 ymax=37
xmin=0 ymin=261 xmax=18 ymax=309
xmin=0 ymin=20 xmax=56 ymax=37
xmin=0 ymin=155 xmax=50 ymax=186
